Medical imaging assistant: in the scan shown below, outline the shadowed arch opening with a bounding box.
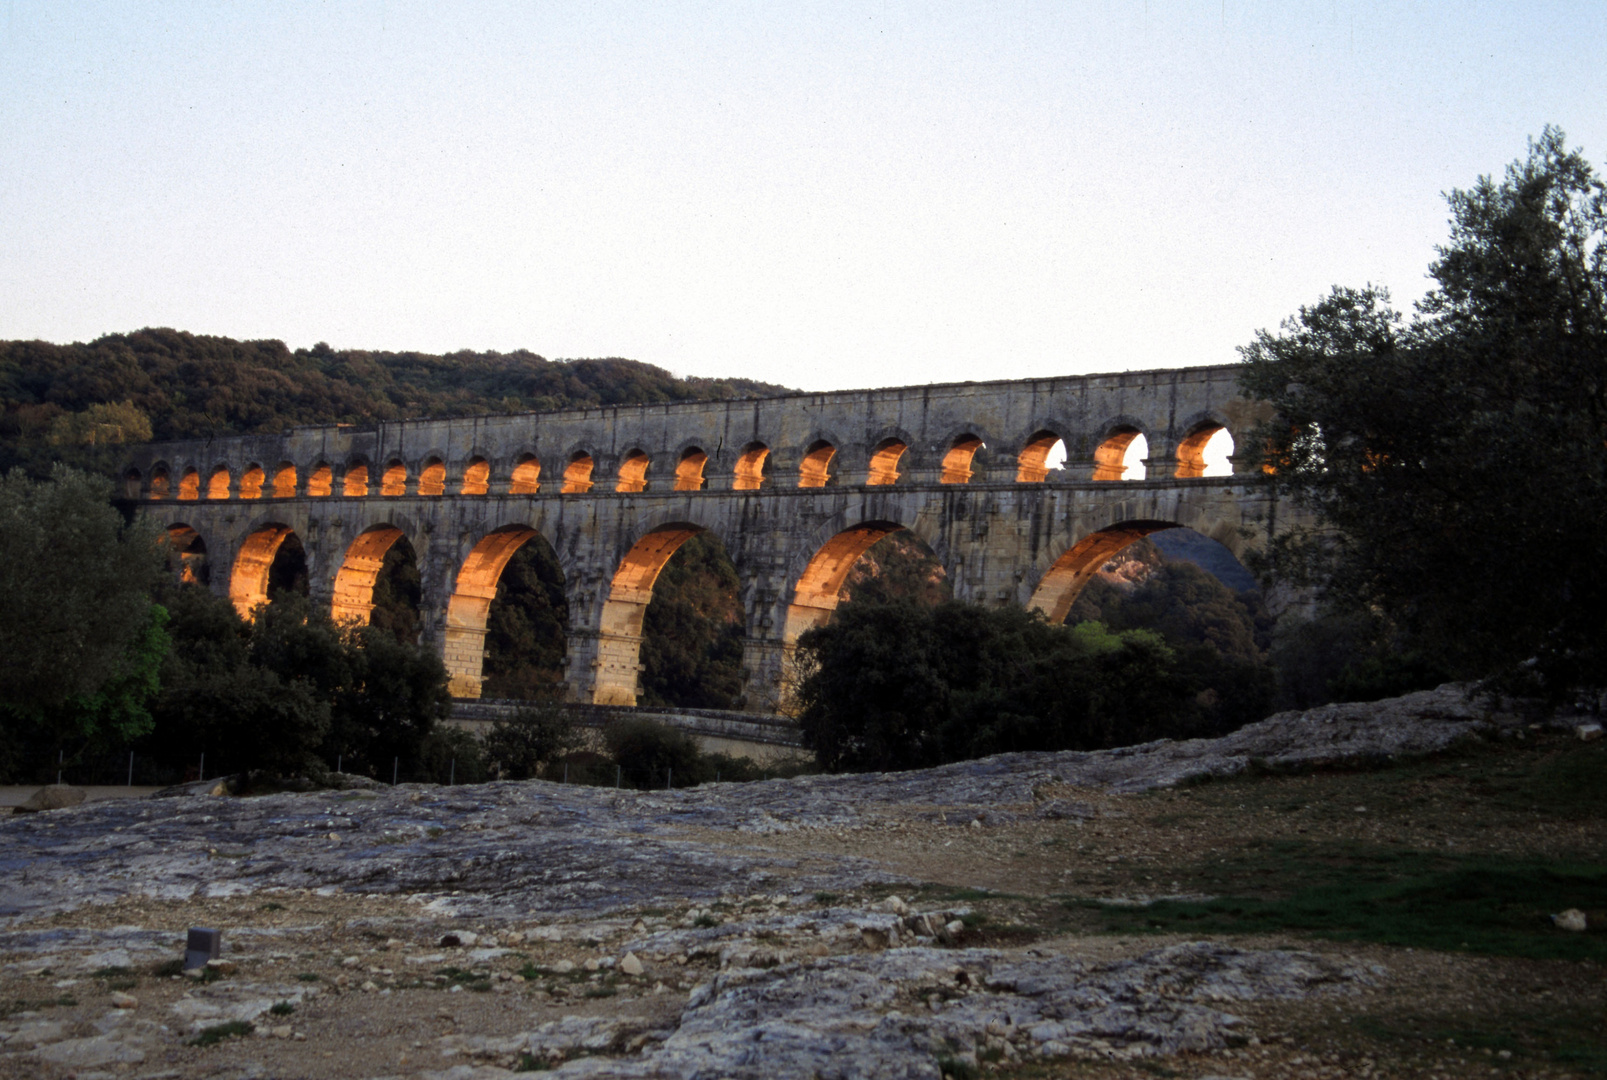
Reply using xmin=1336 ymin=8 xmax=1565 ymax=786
xmin=481 ymin=534 xmax=569 ymax=699
xmin=239 ymin=465 xmax=264 ymax=499
xmin=867 ymin=439 xmax=907 ymax=485
xmin=163 ymin=524 xmax=208 ymax=585
xmin=674 ymin=448 xmax=708 ymax=491
xmin=1016 ymin=431 xmax=1065 ymax=483
xmin=1093 ymin=428 xmax=1147 ymax=481
xmin=444 ymin=526 xmax=559 ymax=698
xmin=617 ymin=450 xmax=650 ymax=493
xmin=461 ymin=457 xmax=491 ymax=495
xmin=1176 ymin=425 xmax=1235 ymax=478
xmin=306 ymin=463 xmax=333 ymax=497
xmin=228 ymin=524 xmax=307 ymax=617
xmin=123 ymin=469 xmax=142 ymax=500
xmin=177 ymin=468 xmax=200 ymax=501
xmin=272 ymin=462 xmax=297 ymax=498
xmin=510 ymin=455 xmax=541 ymax=494
xmin=343 ymin=463 xmax=369 ymax=497
xmin=419 ymin=458 xmax=446 ymax=496
xmin=381 ymin=460 xmax=407 ymax=496
xmin=148 ymin=467 xmax=171 ymax=500
xmin=589 ymin=524 xmax=708 ymax=706
xmin=941 ymin=435 xmax=983 ymax=484
xmin=206 ymin=467 xmax=231 ymax=500
xmin=799 ymin=440 xmax=836 ymax=488
xmin=734 ymin=442 xmax=769 ymax=490
xmin=331 ymin=525 xmax=408 ymax=627
xmin=562 ymin=452 xmax=594 ymax=494
xmin=1026 ymin=521 xmax=1181 ymax=624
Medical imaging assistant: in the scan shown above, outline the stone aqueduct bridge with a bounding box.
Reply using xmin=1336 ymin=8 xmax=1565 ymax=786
xmin=122 ymin=363 xmax=1298 ymax=714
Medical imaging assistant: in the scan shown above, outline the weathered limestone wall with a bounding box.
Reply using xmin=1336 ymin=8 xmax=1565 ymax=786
xmin=124 ymin=364 xmax=1305 ymax=714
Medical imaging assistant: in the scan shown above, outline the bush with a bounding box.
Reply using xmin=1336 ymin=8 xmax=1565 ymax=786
xmin=414 ymin=725 xmax=488 ymax=785
xmin=605 ymin=718 xmax=707 ymax=789
xmin=796 ymin=599 xmax=1202 ymax=773
xmin=483 ymin=698 xmax=578 ymax=780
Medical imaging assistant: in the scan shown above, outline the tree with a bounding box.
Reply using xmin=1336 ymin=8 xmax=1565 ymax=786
xmin=795 ymin=599 xmax=1194 ymax=773
xmin=1240 ymin=128 xmax=1607 ymax=697
xmin=0 ymin=466 xmax=167 ymax=753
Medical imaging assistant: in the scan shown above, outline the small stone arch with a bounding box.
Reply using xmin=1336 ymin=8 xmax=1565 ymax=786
xmin=798 ymin=440 xmax=837 ymax=488
xmin=510 ymin=454 xmax=541 ymax=494
xmin=562 ymin=451 xmax=595 ymax=494
xmin=1025 ymin=517 xmax=1248 ymax=623
xmin=177 ymin=468 xmax=201 ymax=501
xmin=206 ymin=465 xmax=232 ymax=500
xmin=1092 ymin=423 xmax=1146 ymax=481
xmin=867 ymin=438 xmax=908 ymax=486
xmin=733 ymin=442 xmax=769 ymax=490
xmin=239 ymin=465 xmax=265 ymax=500
xmin=148 ymin=464 xmax=172 ymax=500
xmin=1175 ymin=415 xmax=1235 ymax=478
xmin=1016 ymin=426 xmax=1070 ymax=482
xmin=674 ymin=447 xmax=708 ymax=491
xmin=343 ymin=460 xmax=371 ymax=498
xmin=271 ymin=462 xmax=297 ymax=498
xmin=380 ymin=460 xmax=408 ymax=496
xmin=940 ymin=433 xmax=985 ymax=484
xmin=122 ymin=468 xmax=143 ymax=500
xmin=305 ymin=463 xmax=333 ymax=497
xmin=461 ymin=456 xmax=491 ymax=495
xmin=616 ymin=450 xmax=651 ymax=493
xmin=418 ymin=456 xmax=447 ymax=496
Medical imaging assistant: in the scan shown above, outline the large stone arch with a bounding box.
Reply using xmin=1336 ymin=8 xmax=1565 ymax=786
xmin=584 ymin=520 xmax=736 ymax=706
xmin=1026 ymin=511 xmax=1252 ymax=624
xmin=330 ymin=524 xmax=414 ymax=626
xmin=441 ymin=525 xmax=551 ymax=697
xmin=228 ymin=521 xmax=300 ymax=617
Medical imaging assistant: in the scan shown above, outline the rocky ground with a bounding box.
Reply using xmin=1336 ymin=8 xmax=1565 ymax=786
xmin=0 ymin=685 xmax=1602 ymax=1080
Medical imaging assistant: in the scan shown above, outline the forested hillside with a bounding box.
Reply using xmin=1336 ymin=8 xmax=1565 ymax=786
xmin=0 ymin=328 xmax=791 ymax=475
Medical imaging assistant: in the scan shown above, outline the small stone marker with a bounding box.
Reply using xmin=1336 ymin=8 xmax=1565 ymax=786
xmin=185 ymin=927 xmax=222 ymax=971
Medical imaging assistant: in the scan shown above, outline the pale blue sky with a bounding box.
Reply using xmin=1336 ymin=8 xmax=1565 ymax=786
xmin=2 ymin=2 xmax=1601 ymax=390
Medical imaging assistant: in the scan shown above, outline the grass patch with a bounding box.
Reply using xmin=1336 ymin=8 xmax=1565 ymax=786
xmin=188 ymin=1019 xmax=253 ymax=1047
xmin=1350 ymin=1003 xmax=1607 ymax=1075
xmin=91 ymin=965 xmax=133 ymax=978
xmin=295 ymin=972 xmax=320 ymax=982
xmin=436 ymin=966 xmax=493 ymax=992
xmin=269 ymin=1000 xmax=295 ymax=1015
xmin=152 ymin=959 xmax=185 ymax=977
xmin=515 ymin=1052 xmax=551 ymax=1071
xmin=1081 ymin=845 xmax=1607 ymax=961
xmin=0 ymin=995 xmax=76 ymax=1019
xmin=259 ymin=901 xmax=286 ymax=911
xmin=692 ymin=914 xmax=719 ymax=928
xmin=812 ymin=891 xmax=839 ymax=904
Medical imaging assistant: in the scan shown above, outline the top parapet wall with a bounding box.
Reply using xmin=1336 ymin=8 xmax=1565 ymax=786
xmin=123 ymin=362 xmax=1272 ymax=497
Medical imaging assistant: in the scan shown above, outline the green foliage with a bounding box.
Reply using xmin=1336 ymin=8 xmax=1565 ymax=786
xmin=640 ymin=533 xmax=744 ymax=708
xmin=414 ymin=724 xmax=489 ymax=785
xmin=605 ymin=717 xmax=707 ymax=788
xmin=1240 ymin=128 xmax=1607 ymax=697
xmin=842 ymin=531 xmax=952 ymax=607
xmin=367 ymin=538 xmax=422 ymax=645
xmin=482 ymin=539 xmax=569 ymax=698
xmin=796 ymin=599 xmax=1198 ymax=773
xmin=0 ymin=467 xmax=169 ymax=777
xmin=188 ymin=1019 xmax=253 ymax=1047
xmin=146 ymin=586 xmax=450 ymax=779
xmin=1069 ymin=543 xmax=1277 ymax=727
xmin=1084 ymin=847 xmax=1607 ymax=963
xmin=483 ymin=698 xmax=578 ymax=780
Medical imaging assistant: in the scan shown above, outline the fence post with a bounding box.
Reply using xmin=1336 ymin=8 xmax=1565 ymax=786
xmin=563 ymin=762 xmax=569 ymax=785
xmin=667 ymin=766 xmax=672 ymax=790
xmin=615 ymin=764 xmax=621 ymax=789
xmin=449 ymin=758 xmax=455 ymax=785
xmin=57 ymin=750 xmax=63 ymax=786
xmin=127 ymin=751 xmax=134 ymax=788
xmin=199 ymin=752 xmax=205 ymax=783
xmin=392 ymin=757 xmax=398 ymax=786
